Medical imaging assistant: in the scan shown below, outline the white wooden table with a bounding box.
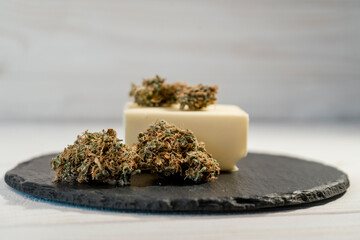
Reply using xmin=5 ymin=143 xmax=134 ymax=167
xmin=0 ymin=122 xmax=359 ymax=239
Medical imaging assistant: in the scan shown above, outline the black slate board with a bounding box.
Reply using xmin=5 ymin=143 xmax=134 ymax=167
xmin=5 ymin=153 xmax=349 ymax=213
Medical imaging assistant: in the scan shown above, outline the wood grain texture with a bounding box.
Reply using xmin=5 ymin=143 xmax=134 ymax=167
xmin=0 ymin=0 xmax=359 ymax=121
xmin=0 ymin=122 xmax=359 ymax=239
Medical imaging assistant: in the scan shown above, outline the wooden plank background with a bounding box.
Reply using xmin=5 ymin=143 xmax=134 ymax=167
xmin=0 ymin=0 xmax=359 ymax=122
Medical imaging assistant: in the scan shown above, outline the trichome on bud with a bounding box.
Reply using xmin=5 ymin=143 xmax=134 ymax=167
xmin=179 ymin=84 xmax=218 ymax=110
xmin=135 ymin=120 xmax=220 ymax=182
xmin=129 ymin=75 xmax=182 ymax=107
xmin=130 ymin=75 xmax=218 ymax=110
xmin=51 ymin=129 xmax=139 ymax=186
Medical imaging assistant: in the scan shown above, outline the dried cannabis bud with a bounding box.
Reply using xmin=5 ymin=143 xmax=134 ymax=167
xmin=130 ymin=76 xmax=218 ymax=110
xmin=135 ymin=120 xmax=220 ymax=182
xmin=129 ymin=75 xmax=181 ymax=107
xmin=51 ymin=129 xmax=139 ymax=186
xmin=179 ymin=84 xmax=218 ymax=110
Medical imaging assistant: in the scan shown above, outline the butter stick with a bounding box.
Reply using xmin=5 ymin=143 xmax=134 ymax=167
xmin=124 ymin=102 xmax=249 ymax=171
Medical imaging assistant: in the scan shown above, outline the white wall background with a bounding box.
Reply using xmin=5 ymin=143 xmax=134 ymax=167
xmin=0 ymin=0 xmax=359 ymax=122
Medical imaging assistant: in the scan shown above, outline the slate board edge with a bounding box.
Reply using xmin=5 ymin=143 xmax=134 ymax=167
xmin=4 ymin=154 xmax=350 ymax=213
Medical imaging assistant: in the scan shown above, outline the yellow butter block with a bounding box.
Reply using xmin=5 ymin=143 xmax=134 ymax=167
xmin=124 ymin=102 xmax=249 ymax=171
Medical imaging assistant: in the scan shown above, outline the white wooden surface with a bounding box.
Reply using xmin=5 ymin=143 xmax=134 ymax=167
xmin=0 ymin=0 xmax=360 ymax=122
xmin=0 ymin=122 xmax=359 ymax=239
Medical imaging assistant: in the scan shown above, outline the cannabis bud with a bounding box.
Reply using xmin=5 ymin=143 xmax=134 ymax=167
xmin=51 ymin=129 xmax=139 ymax=186
xmin=130 ymin=75 xmax=218 ymax=110
xmin=129 ymin=75 xmax=181 ymax=107
xmin=179 ymin=84 xmax=218 ymax=110
xmin=135 ymin=120 xmax=220 ymax=182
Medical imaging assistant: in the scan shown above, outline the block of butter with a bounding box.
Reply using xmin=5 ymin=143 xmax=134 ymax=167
xmin=124 ymin=102 xmax=249 ymax=171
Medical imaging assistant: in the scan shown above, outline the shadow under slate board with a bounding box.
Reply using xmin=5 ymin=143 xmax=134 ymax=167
xmin=4 ymin=153 xmax=349 ymax=213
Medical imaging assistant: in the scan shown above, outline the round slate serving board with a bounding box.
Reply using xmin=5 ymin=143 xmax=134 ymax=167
xmin=5 ymin=153 xmax=349 ymax=213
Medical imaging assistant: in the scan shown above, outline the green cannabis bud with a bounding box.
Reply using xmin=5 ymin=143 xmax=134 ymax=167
xmin=135 ymin=120 xmax=220 ymax=182
xmin=129 ymin=75 xmax=181 ymax=107
xmin=51 ymin=129 xmax=139 ymax=186
xmin=179 ymin=84 xmax=218 ymax=110
xmin=130 ymin=76 xmax=218 ymax=110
